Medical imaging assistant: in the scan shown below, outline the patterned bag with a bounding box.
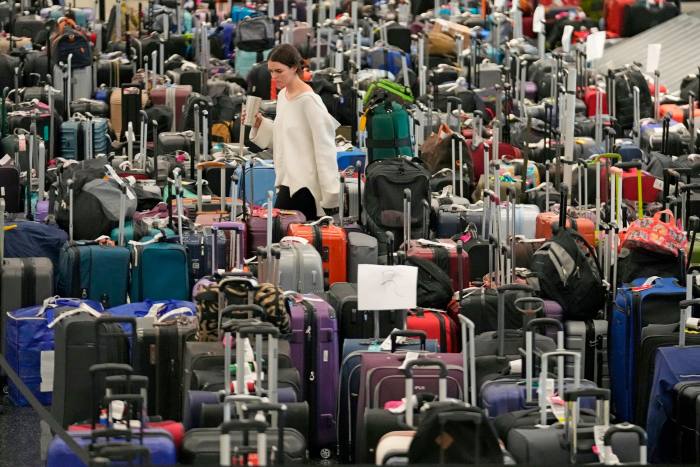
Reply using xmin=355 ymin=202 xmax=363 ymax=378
xmin=621 ymin=209 xmax=687 ymax=256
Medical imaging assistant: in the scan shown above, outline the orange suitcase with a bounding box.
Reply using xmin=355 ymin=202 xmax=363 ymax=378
xmin=658 ymin=103 xmax=700 ymax=123
xmin=535 ymin=209 xmax=596 ymax=246
xmin=287 ymin=216 xmax=348 ymax=288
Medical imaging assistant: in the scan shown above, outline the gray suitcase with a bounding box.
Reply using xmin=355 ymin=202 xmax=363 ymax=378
xmin=277 ymin=239 xmax=324 ymax=295
xmin=347 ymin=231 xmax=378 ymax=283
xmin=53 ymin=63 xmax=93 ymax=101
xmin=345 ymin=177 xmax=364 ymax=221
xmin=0 ymin=199 xmax=54 ymax=356
xmin=565 ymin=319 xmax=609 ymax=388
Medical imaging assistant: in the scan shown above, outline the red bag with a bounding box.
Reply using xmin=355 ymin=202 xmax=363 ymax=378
xmin=584 ymin=86 xmax=609 ymax=117
xmin=604 ymin=0 xmax=636 ymax=36
xmin=620 ymin=168 xmax=660 ymax=204
xmin=470 ymin=140 xmax=522 ymax=181
xmin=621 ymin=209 xmax=687 ymax=256
xmin=406 ymin=308 xmax=459 ymax=353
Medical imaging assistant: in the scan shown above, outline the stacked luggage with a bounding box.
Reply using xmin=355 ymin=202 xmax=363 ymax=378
xmin=1 ymin=0 xmax=700 ymax=464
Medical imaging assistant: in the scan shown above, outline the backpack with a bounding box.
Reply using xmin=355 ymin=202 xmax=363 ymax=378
xmin=51 ymin=26 xmax=92 ymax=68
xmin=363 ymin=98 xmax=413 ymax=164
xmin=363 ymin=157 xmax=430 ymax=259
xmin=531 ymin=228 xmax=606 ymax=321
xmin=235 ymin=15 xmax=275 ymax=52
xmin=406 ymin=256 xmax=453 ymax=310
xmin=613 ymin=66 xmax=653 ymax=131
xmin=210 ymin=22 xmax=235 ymax=59
xmin=408 ymin=404 xmax=504 ymax=465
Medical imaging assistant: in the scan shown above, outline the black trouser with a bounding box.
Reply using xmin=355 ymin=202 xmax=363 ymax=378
xmin=275 ymin=186 xmax=318 ymax=221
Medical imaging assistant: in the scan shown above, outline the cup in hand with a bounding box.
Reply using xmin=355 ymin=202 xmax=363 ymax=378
xmin=243 ymin=96 xmax=263 ymax=126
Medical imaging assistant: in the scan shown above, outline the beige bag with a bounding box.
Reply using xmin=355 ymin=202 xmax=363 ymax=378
xmin=0 ymin=35 xmax=31 ymax=54
xmin=428 ymin=30 xmax=456 ymax=57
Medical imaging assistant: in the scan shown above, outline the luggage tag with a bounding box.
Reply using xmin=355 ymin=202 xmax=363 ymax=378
xmin=592 ymin=425 xmax=617 ymax=464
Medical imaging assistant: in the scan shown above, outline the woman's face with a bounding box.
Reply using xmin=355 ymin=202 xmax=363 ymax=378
xmin=268 ymin=60 xmax=297 ymax=89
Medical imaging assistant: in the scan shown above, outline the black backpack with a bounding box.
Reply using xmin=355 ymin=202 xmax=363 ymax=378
xmin=612 ymin=66 xmax=653 ymax=131
xmin=363 ymin=157 xmax=430 ymax=258
xmin=406 ymin=256 xmax=453 ymax=310
xmin=408 ymin=404 xmax=504 ymax=465
xmin=531 ymin=227 xmax=605 ymax=321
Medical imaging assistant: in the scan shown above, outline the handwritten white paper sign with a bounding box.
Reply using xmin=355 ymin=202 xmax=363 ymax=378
xmin=357 ymin=264 xmax=418 ymax=311
xmin=561 ymin=25 xmax=574 ymax=53
xmin=646 ymin=43 xmax=662 ymax=73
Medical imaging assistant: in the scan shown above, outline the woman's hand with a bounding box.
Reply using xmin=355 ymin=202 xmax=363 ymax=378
xmin=242 ymin=110 xmax=264 ymax=130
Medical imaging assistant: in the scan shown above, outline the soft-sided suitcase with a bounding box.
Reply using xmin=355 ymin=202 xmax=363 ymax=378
xmin=286 ymin=292 xmax=340 ymax=458
xmin=406 ymin=239 xmax=469 ymax=293
xmin=610 ymin=276 xmax=686 ymax=422
xmin=286 ymin=216 xmax=348 ymax=288
xmin=129 ymin=234 xmax=191 ymax=301
xmin=668 ymin=381 xmax=700 ymax=463
xmin=346 ymin=231 xmax=378 ymax=283
xmin=0 ymin=165 xmax=21 ymax=213
xmin=109 ymin=86 xmax=148 ymax=140
xmin=56 ymin=242 xmax=130 ymax=308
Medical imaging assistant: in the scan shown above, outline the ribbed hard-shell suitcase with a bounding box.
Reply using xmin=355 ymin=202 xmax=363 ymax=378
xmin=286 ymin=216 xmax=348 ymax=287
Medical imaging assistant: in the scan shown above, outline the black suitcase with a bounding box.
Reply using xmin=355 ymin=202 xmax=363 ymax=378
xmin=51 ymin=315 xmax=130 ymax=427
xmin=326 ymin=282 xmax=402 ymax=342
xmin=70 ymin=98 xmax=110 ymax=118
xmin=167 ymin=67 xmax=205 ymax=94
xmin=0 ymin=166 xmax=21 ymax=213
xmin=96 ymin=58 xmax=135 ymax=87
xmin=670 ymin=381 xmax=700 ymax=463
xmin=621 ymin=2 xmax=679 ymax=37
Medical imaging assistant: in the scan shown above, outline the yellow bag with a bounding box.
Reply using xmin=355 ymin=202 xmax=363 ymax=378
xmin=211 ymin=122 xmax=234 ymax=143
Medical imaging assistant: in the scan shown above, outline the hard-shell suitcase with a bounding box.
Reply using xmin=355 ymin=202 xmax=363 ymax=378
xmin=286 ymin=292 xmax=339 ymax=457
xmin=534 ymin=210 xmax=596 ymax=246
xmin=60 ymin=120 xmax=83 ymax=159
xmin=286 ymin=216 xmax=348 ymax=287
xmin=150 ymin=84 xmax=193 ymax=132
xmin=406 ymin=308 xmax=459 ymax=353
xmin=0 ymin=200 xmax=54 ymax=360
xmin=181 ymin=228 xmax=227 ymax=284
xmin=565 ymin=319 xmax=609 ymax=388
xmin=109 ymin=86 xmax=148 ymax=140
xmin=246 ymin=206 xmax=306 ymax=257
xmin=275 ymin=238 xmax=325 ymax=295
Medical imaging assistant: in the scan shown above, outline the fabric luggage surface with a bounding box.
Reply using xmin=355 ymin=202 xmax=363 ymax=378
xmin=129 ymin=239 xmax=191 ymax=302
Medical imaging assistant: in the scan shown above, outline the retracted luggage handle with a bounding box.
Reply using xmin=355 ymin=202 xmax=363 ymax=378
xmin=602 ymin=423 xmax=648 ymax=465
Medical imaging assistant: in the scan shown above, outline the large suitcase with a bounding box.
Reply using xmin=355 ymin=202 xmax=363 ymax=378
xmin=668 ymin=381 xmax=700 ymax=463
xmin=565 ymin=319 xmax=609 ymax=388
xmin=56 ymin=242 xmax=130 ymax=308
xmin=406 ymin=239 xmax=469 ymax=293
xmin=181 ymin=228 xmax=227 ymax=285
xmin=286 ymin=216 xmax=349 ymax=288
xmin=52 ymin=63 xmax=92 ymax=100
xmin=286 ymin=292 xmax=339 ymax=458
xmin=610 ymin=276 xmax=686 ymax=422
xmin=246 ymin=204 xmax=306 ymax=257
xmin=274 ymin=238 xmax=325 ymax=295
xmin=109 ymin=86 xmax=148 ymax=140
xmin=129 ymin=234 xmax=191 ymax=301
xmin=150 ymin=84 xmax=193 ymax=132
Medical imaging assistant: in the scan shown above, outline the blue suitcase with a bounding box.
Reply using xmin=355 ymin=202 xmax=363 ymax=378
xmin=60 ymin=120 xmax=83 ymax=159
xmin=4 ymin=298 xmax=104 ymax=406
xmin=610 ymin=276 xmax=686 ymax=422
xmin=337 ymin=333 xmax=439 ymax=463
xmin=57 ymin=242 xmax=131 ymax=307
xmin=236 ymin=158 xmax=276 ymax=207
xmin=181 ymin=229 xmax=227 ymax=284
xmin=646 ymin=345 xmax=700 ymax=462
xmin=129 ymin=237 xmax=191 ymax=302
xmin=46 ymin=429 xmax=177 ymax=466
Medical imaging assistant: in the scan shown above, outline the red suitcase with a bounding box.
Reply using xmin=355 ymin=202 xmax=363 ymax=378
xmin=584 ymin=86 xmax=608 ymax=117
xmin=406 ymin=308 xmax=460 ymax=353
xmin=470 ymin=140 xmax=522 ymax=181
xmin=287 ymin=216 xmax=348 ymax=287
xmin=621 ymin=167 xmax=660 ymax=204
xmin=150 ymin=84 xmax=193 ymax=132
xmin=406 ymin=239 xmax=469 ymax=293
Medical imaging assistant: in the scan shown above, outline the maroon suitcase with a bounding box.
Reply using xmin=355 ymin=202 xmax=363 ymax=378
xmin=246 ymin=206 xmax=306 ymax=257
xmin=150 ymin=85 xmax=193 ymax=132
xmin=406 ymin=239 xmax=469 ymax=292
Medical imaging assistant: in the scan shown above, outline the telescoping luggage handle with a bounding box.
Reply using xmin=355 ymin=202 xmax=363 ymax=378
xmin=563 ymin=387 xmax=611 ymax=464
xmin=402 ymin=359 xmax=448 ymax=427
xmin=241 ymin=401 xmax=289 ymax=465
xmin=538 ymin=350 xmax=581 ymax=427
xmin=220 ymin=419 xmax=269 ymax=467
xmin=522 ymin=315 xmax=564 ymax=404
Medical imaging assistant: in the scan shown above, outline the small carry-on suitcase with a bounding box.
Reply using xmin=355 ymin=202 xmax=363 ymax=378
xmin=287 ymin=216 xmax=348 ymax=288
xmin=128 ymin=233 xmax=191 ymax=301
xmin=150 ymin=84 xmax=193 ymax=132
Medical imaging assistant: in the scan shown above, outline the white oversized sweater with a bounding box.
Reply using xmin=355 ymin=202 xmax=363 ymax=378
xmin=249 ymin=89 xmax=341 ymax=217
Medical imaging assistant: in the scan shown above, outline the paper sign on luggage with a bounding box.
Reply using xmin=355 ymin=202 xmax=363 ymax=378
xmin=357 ymin=264 xmax=418 ymax=311
xmin=40 ymin=350 xmax=54 ymax=393
xmin=646 ymin=43 xmax=662 ymax=73
xmin=532 ymin=6 xmax=545 ymax=33
xmin=585 ymin=30 xmax=606 ymax=61
xmin=561 ymin=25 xmax=574 ymax=53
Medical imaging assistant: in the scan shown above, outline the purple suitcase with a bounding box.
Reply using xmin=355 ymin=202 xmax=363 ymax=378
xmin=287 ymin=292 xmax=339 ymax=458
xmin=246 ymin=207 xmax=306 ymax=257
xmin=212 ymin=220 xmax=247 ymax=270
xmin=543 ymin=299 xmax=564 ymax=338
xmin=524 ymin=81 xmax=537 ymax=101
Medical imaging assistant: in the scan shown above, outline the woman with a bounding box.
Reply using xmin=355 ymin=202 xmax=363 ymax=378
xmin=247 ymin=44 xmax=340 ymax=221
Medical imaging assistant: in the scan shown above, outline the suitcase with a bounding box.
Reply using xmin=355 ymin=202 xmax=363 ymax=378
xmin=285 ymin=292 xmax=339 ymax=457
xmin=273 ymin=238 xmax=325 ymax=295
xmin=129 ymin=234 xmax=191 ymax=301
xmin=237 ymin=158 xmax=277 ymax=207
xmin=610 ymin=276 xmax=686 ymax=422
xmin=620 ymin=1 xmax=679 ymax=37
xmin=56 ymin=242 xmax=131 ymax=308
xmin=406 ymin=239 xmax=469 ymax=294
xmin=50 ymin=315 xmax=131 ymax=427
xmin=346 ymin=231 xmax=378 ymax=283
xmin=535 ymin=206 xmax=596 ymax=247
xmin=52 ymin=63 xmax=92 ymax=100
xmin=0 ymin=165 xmax=21 ymax=213
xmin=337 ymin=331 xmax=439 ymax=463
xmin=286 ymin=216 xmax=348 ymax=288
xmin=181 ymin=228 xmax=227 ymax=284
xmin=246 ymin=204 xmax=306 ymax=258
xmin=406 ymin=308 xmax=459 ymax=353
xmin=0 ymin=200 xmax=54 ymax=363
xmin=68 ymin=97 xmax=110 ymax=120
xmin=668 ymin=381 xmax=700 ymax=463
xmin=109 ymin=86 xmax=148 ymax=140
xmin=166 ymin=67 xmax=205 ymax=94
xmin=150 ymin=84 xmax=193 ymax=132
xmin=565 ymin=319 xmax=609 ymax=388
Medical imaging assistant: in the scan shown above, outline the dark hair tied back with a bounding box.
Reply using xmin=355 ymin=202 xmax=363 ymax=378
xmin=268 ymin=44 xmax=304 ymax=76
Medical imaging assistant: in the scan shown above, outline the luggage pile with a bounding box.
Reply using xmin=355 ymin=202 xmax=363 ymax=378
xmin=0 ymin=0 xmax=698 ymax=465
